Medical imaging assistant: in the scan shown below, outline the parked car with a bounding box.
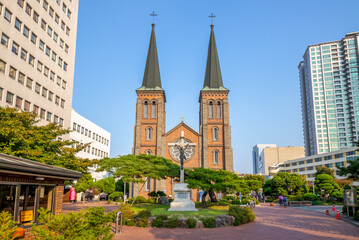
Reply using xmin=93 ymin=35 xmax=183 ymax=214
xmin=99 ymin=193 xmax=108 ymax=201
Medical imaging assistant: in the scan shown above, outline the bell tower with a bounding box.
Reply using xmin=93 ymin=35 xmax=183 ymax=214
xmin=133 ymin=23 xmax=166 ymax=157
xmin=199 ymin=24 xmax=233 ymax=171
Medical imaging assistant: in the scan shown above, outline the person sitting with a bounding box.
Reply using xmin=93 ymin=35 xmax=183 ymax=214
xmin=283 ymin=196 xmax=288 ymax=207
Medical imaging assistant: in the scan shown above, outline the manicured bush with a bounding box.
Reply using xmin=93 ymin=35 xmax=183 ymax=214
xmin=166 ymin=217 xmax=180 ymax=228
xmin=186 ymin=217 xmax=197 ymax=228
xmin=241 ymin=199 xmax=250 ymax=205
xmin=138 ymin=217 xmax=148 ymax=228
xmin=119 ymin=203 xmax=134 ymax=222
xmin=354 ymin=210 xmax=359 ymax=221
xmin=155 ymin=214 xmax=168 ymax=221
xmin=126 ymin=219 xmax=136 ymax=226
xmin=153 ymin=218 xmax=164 ymax=228
xmin=0 ymin=211 xmax=19 ymax=240
xmin=202 ymin=217 xmax=216 ymax=228
xmin=127 ymin=196 xmax=148 ymax=204
xmin=303 ymin=193 xmax=319 ymax=201
xmin=136 ymin=209 xmax=152 ymax=218
xmin=229 ymin=206 xmax=256 ymax=226
xmin=331 ymin=191 xmax=344 ymax=202
xmin=109 ymin=191 xmax=123 ymax=201
xmin=231 ymin=199 xmax=241 ymax=205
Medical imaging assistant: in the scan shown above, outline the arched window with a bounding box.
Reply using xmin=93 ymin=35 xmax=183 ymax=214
xmin=213 ymin=127 xmax=219 ymax=141
xmin=146 ymin=177 xmax=151 ymax=191
xmin=216 ymin=101 xmax=221 ymax=118
xmin=151 ymin=101 xmax=156 ymax=118
xmin=209 ymin=102 xmax=214 ymax=118
xmin=213 ymin=150 xmax=219 ymax=164
xmin=146 ymin=149 xmax=152 ymax=155
xmin=146 ymin=127 xmax=152 ymax=141
xmin=143 ymin=101 xmax=148 ymax=118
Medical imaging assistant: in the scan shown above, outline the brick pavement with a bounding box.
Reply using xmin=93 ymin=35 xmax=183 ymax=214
xmin=63 ymin=202 xmax=359 ymax=240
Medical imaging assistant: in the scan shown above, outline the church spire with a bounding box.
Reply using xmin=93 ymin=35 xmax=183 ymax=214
xmin=202 ymin=24 xmax=227 ymax=91
xmin=138 ymin=23 xmax=163 ymax=90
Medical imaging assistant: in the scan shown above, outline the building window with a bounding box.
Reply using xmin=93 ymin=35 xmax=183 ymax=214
xmin=33 ymin=105 xmax=39 ymax=115
xmin=60 ymin=99 xmax=65 ymax=108
xmin=55 ymin=96 xmax=59 ymax=105
xmin=33 ymin=11 xmax=39 ymax=23
xmin=51 ymin=51 xmax=56 ymax=62
xmin=46 ymin=112 xmax=52 ymax=122
xmin=50 ymin=71 xmax=55 ymax=81
xmin=42 ymin=87 xmax=47 ymax=98
xmin=12 ymin=42 xmax=19 ymax=55
xmin=21 ymin=48 xmax=27 ymax=61
xmin=44 ymin=67 xmax=49 ymax=77
xmin=146 ymin=127 xmax=152 ymax=141
xmin=29 ymin=55 xmax=35 ymax=67
xmin=62 ymin=3 xmax=67 ymax=12
xmin=145 ymin=178 xmax=151 ymax=191
xmin=45 ymin=46 xmax=50 ymax=56
xmin=40 ymin=109 xmax=45 ymax=119
xmin=41 ymin=20 xmax=46 ymax=30
xmin=15 ymin=18 xmax=22 ymax=31
xmin=17 ymin=0 xmax=24 ymax=8
xmin=43 ymin=1 xmax=48 ymax=11
xmin=9 ymin=66 xmax=16 ymax=80
xmin=53 ymin=32 xmax=58 ymax=42
xmin=0 ymin=59 xmax=6 ymax=73
xmin=15 ymin=96 xmax=22 ymax=108
xmin=66 ymin=27 xmax=70 ymax=36
xmin=53 ymin=115 xmax=58 ymax=123
xmin=6 ymin=91 xmax=14 ymax=104
xmin=47 ymin=26 xmax=52 ymax=37
xmin=1 ymin=33 xmax=9 ymax=47
xmin=18 ymin=72 xmax=25 ymax=85
xmin=213 ymin=150 xmax=219 ymax=164
xmin=26 ymin=77 xmax=33 ymax=89
xmin=58 ymin=58 xmax=63 ymax=67
xmin=151 ymin=101 xmax=156 ymax=118
xmin=35 ymin=83 xmax=41 ymax=94
xmin=55 ymin=14 xmax=59 ymax=23
xmin=39 ymin=40 xmax=44 ymax=51
xmin=143 ymin=101 xmax=148 ymax=118
xmin=216 ymin=101 xmax=221 ymax=118
xmin=62 ymin=80 xmax=66 ymax=89
xmin=48 ymin=91 xmax=53 ymax=101
xmin=49 ymin=7 xmax=54 ymax=17
xmin=0 ymin=88 xmax=3 ymax=100
xmin=31 ymin=33 xmax=37 ymax=44
xmin=209 ymin=102 xmax=214 ymax=118
xmin=25 ymin=4 xmax=32 ymax=16
xmin=213 ymin=127 xmax=219 ymax=141
xmin=23 ymin=26 xmax=29 ymax=38
xmin=63 ymin=62 xmax=68 ymax=71
xmin=67 ymin=9 xmax=71 ymax=19
xmin=4 ymin=8 xmax=12 ymax=22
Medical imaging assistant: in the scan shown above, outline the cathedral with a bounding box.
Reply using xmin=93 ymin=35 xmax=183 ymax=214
xmin=130 ymin=23 xmax=233 ymax=201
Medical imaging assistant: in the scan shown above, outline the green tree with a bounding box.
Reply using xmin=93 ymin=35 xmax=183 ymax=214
xmin=315 ymin=174 xmax=341 ymax=194
xmin=95 ymin=177 xmax=116 ymax=195
xmin=115 ymin=179 xmax=129 ymax=195
xmin=0 ymin=107 xmax=92 ymax=173
xmin=186 ymin=168 xmax=247 ymax=208
xmin=337 ymin=157 xmax=359 ymax=181
xmin=315 ymin=166 xmax=334 ymax=177
xmin=263 ymin=172 xmax=304 ymax=197
xmin=75 ymin=174 xmax=95 ymax=203
xmin=243 ymin=174 xmax=266 ymax=184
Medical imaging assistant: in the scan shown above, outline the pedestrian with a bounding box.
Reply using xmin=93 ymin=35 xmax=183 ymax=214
xmin=263 ymin=194 xmax=266 ymax=203
xmin=278 ymin=195 xmax=283 ymax=206
xmin=283 ymin=195 xmax=288 ymax=208
xmin=70 ymin=187 xmax=76 ymax=203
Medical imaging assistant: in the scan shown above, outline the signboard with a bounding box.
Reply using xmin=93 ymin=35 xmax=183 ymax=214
xmin=20 ymin=210 xmax=33 ymax=222
xmin=343 ymin=189 xmax=358 ymax=207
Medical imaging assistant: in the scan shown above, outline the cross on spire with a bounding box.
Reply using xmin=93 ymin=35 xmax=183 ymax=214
xmin=150 ymin=11 xmax=157 ymax=24
xmin=180 ymin=115 xmax=184 ymax=122
xmin=208 ymin=13 xmax=216 ymax=24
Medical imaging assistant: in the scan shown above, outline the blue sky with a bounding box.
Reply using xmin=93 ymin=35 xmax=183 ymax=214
xmin=72 ymin=0 xmax=359 ymax=173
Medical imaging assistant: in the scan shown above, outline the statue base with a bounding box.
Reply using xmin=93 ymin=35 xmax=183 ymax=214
xmin=168 ymin=183 xmax=198 ymax=212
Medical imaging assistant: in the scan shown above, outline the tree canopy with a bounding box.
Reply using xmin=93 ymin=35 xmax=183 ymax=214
xmin=315 ymin=166 xmax=334 ymax=177
xmin=95 ymin=177 xmax=116 ymax=194
xmin=315 ymin=174 xmax=341 ymax=194
xmin=263 ymin=172 xmax=304 ymax=197
xmin=96 ymin=154 xmax=180 ymax=183
xmin=0 ymin=107 xmax=92 ymax=173
xmin=337 ymin=157 xmax=359 ymax=181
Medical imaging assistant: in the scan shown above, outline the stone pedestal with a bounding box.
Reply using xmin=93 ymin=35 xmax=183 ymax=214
xmin=168 ymin=183 xmax=198 ymax=211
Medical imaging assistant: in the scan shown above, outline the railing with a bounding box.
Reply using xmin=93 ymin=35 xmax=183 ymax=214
xmin=115 ymin=211 xmax=123 ymax=234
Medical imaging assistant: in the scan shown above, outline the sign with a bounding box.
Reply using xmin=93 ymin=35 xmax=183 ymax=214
xmin=343 ymin=189 xmax=358 ymax=207
xmin=20 ymin=210 xmax=33 ymax=222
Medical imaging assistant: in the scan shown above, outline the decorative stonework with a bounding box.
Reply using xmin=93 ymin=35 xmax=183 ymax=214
xmin=169 ymin=138 xmax=196 ymax=162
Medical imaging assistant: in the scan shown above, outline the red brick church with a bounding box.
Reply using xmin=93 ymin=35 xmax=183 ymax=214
xmin=130 ymin=23 xmax=233 ymax=201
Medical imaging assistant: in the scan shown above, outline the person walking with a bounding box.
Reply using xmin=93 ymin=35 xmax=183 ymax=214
xmin=283 ymin=196 xmax=288 ymax=208
xmin=278 ymin=195 xmax=283 ymax=206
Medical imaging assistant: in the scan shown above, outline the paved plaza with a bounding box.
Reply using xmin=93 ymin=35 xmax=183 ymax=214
xmin=62 ymin=202 xmax=359 ymax=240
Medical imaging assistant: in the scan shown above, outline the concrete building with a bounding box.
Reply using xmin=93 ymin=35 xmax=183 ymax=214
xmin=252 ymin=144 xmax=305 ymax=175
xmin=268 ymin=147 xmax=358 ymax=181
xmin=299 ymin=32 xmax=359 ymax=156
xmin=252 ymin=144 xmax=277 ymax=174
xmin=69 ymin=109 xmax=111 ymax=180
xmin=0 ymin=0 xmax=78 ymax=128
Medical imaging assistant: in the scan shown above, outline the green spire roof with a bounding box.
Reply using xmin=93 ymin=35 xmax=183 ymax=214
xmin=202 ymin=24 xmax=228 ymax=91
xmin=138 ymin=23 xmax=163 ymax=91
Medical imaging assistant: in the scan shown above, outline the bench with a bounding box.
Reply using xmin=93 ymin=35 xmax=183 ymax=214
xmin=289 ymin=201 xmax=312 ymax=207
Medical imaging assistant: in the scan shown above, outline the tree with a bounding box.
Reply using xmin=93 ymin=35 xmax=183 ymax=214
xmin=186 ymin=168 xmax=247 ymax=208
xmin=263 ymin=172 xmax=304 ymax=197
xmin=75 ymin=174 xmax=95 ymax=203
xmin=115 ymin=179 xmax=129 ymax=195
xmin=95 ymin=177 xmax=116 ymax=195
xmin=315 ymin=166 xmax=334 ymax=177
xmin=315 ymin=174 xmax=341 ymax=194
xmin=337 ymin=157 xmax=359 ymax=181
xmin=243 ymin=174 xmax=266 ymax=184
xmin=0 ymin=107 xmax=92 ymax=173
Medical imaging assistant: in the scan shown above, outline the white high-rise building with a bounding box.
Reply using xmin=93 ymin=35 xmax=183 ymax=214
xmin=299 ymin=32 xmax=359 ymax=156
xmin=69 ymin=109 xmax=111 ymax=180
xmin=0 ymin=0 xmax=78 ymax=128
xmin=252 ymin=144 xmax=277 ymax=174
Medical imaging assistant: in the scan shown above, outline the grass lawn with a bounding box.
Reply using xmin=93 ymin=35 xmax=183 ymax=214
xmin=131 ymin=203 xmax=229 ymax=218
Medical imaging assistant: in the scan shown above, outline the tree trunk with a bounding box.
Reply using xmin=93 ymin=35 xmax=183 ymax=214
xmin=209 ymin=190 xmax=217 ymax=202
xmin=202 ymin=191 xmax=208 ymax=208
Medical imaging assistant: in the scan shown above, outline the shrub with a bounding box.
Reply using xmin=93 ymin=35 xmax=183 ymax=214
xmin=354 ymin=210 xmax=359 ymax=221
xmin=331 ymin=192 xmax=344 ymax=202
xmin=169 ymin=199 xmax=174 ymax=203
xmin=128 ymin=196 xmax=148 ymax=204
xmin=153 ymin=218 xmax=164 ymax=228
xmin=295 ymin=192 xmax=304 ymax=201
xmin=223 ymin=196 xmax=235 ymax=201
xmin=155 ymin=214 xmax=168 ymax=221
xmin=202 ymin=217 xmax=216 ymax=228
xmin=138 ymin=217 xmax=148 ymax=228
xmin=119 ymin=203 xmax=134 ymax=222
xmin=186 ymin=217 xmax=197 ymax=228
xmin=109 ymin=191 xmax=123 ymax=202
xmin=231 ymin=199 xmax=241 ymax=205
xmin=107 ymin=211 xmax=117 ymax=222
xmin=136 ymin=209 xmax=152 ymax=219
xmin=166 ymin=217 xmax=180 ymax=228
xmin=32 ymin=207 xmax=114 ymax=240
xmin=255 ymin=200 xmax=260 ymax=205
xmin=0 ymin=211 xmax=19 ymax=240
xmin=229 ymin=206 xmax=256 ymax=226
xmin=265 ymin=197 xmax=274 ymax=202
xmin=303 ymin=193 xmax=319 ymax=201
xmin=126 ymin=219 xmax=136 ymax=226
xmin=241 ymin=199 xmax=250 ymax=205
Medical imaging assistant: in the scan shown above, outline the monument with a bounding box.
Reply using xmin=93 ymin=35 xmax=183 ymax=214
xmin=168 ymin=131 xmax=198 ymax=211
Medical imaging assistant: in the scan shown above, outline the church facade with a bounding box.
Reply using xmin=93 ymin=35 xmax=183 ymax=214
xmin=130 ymin=23 xmax=233 ymax=200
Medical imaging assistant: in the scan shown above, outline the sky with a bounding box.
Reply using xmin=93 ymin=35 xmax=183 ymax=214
xmin=72 ymin=0 xmax=359 ymax=173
